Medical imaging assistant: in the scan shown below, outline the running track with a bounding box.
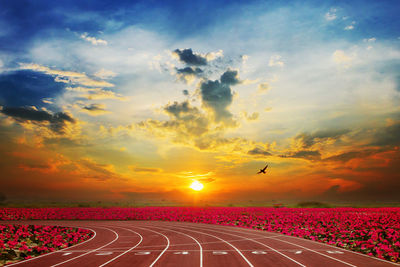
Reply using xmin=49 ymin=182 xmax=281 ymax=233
xmin=3 ymin=221 xmax=399 ymax=267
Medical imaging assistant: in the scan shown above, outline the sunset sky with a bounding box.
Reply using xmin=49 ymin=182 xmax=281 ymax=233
xmin=0 ymin=0 xmax=399 ymax=205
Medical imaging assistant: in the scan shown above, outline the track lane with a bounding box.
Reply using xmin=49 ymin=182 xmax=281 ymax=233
xmin=158 ymin=224 xmax=255 ymax=267
xmin=172 ymin=224 xmax=305 ymax=267
xmin=173 ymin=223 xmax=306 ymax=267
xmin=173 ymin=222 xmax=350 ymax=267
xmin=182 ymin=221 xmax=399 ymax=267
xmin=95 ymin=224 xmax=170 ymax=267
xmin=50 ymin=227 xmax=120 ymax=267
xmin=143 ymin=225 xmax=203 ymax=267
xmin=2 ymin=220 xmax=398 ymax=267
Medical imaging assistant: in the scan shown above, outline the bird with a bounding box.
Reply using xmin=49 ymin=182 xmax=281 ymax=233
xmin=257 ymin=164 xmax=268 ymax=174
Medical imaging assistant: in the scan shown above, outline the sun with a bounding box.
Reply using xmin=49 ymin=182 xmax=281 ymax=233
xmin=189 ymin=180 xmax=204 ymax=191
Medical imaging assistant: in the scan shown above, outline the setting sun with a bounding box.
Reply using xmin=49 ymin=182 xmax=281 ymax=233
xmin=189 ymin=180 xmax=204 ymax=191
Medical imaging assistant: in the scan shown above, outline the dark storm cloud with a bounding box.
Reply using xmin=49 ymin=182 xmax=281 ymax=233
xmin=1 ymin=107 xmax=52 ymax=121
xmin=281 ymin=150 xmax=321 ymax=160
xmin=319 ymin=180 xmax=400 ymax=203
xmin=371 ymin=121 xmax=400 ymax=146
xmin=1 ymin=106 xmax=75 ymax=133
xmin=0 ymin=71 xmax=65 ymax=107
xmin=296 ymin=129 xmax=350 ymax=148
xmin=176 ymin=67 xmax=203 ymax=75
xmin=396 ymin=75 xmax=400 ymax=92
xmin=82 ymin=104 xmax=108 ymax=114
xmin=323 ymin=149 xmax=380 ymax=162
xmin=83 ymin=104 xmax=104 ymax=111
xmin=140 ymin=100 xmax=209 ymax=136
xmin=176 ymin=67 xmax=203 ymax=84
xmin=164 ymin=101 xmax=194 ymax=118
xmin=248 ymin=147 xmax=272 ymax=156
xmin=220 ymin=70 xmax=240 ymax=85
xmin=173 ymin=49 xmax=207 ymax=66
xmin=200 ymin=70 xmax=240 ymax=124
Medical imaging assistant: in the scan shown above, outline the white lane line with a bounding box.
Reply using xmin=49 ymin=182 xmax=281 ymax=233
xmin=167 ymin=226 xmax=254 ymax=267
xmin=194 ymin=224 xmax=357 ymax=267
xmin=281 ymin=235 xmax=400 ymax=266
xmin=131 ymin=226 xmax=170 ymax=267
xmin=268 ymin=237 xmax=357 ymax=267
xmin=50 ymin=227 xmax=119 ymax=267
xmin=98 ymin=226 xmax=143 ymax=267
xmin=179 ymin=225 xmax=305 ymax=267
xmin=6 ymin=227 xmax=97 ymax=266
xmin=146 ymin=225 xmax=203 ymax=267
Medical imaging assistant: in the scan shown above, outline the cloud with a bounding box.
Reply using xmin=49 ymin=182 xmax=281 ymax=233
xmin=323 ymin=149 xmax=380 ymax=162
xmin=176 ymin=67 xmax=203 ymax=75
xmin=80 ymin=103 xmax=110 ymax=116
xmin=164 ymin=101 xmax=195 ymax=118
xmin=137 ymin=100 xmax=257 ymax=152
xmin=200 ymin=70 xmax=241 ymax=125
xmin=176 ymin=171 xmax=215 ymax=183
xmin=1 ymin=106 xmax=75 ymax=133
xmin=243 ymin=111 xmax=259 ymax=121
xmin=42 ymin=98 xmax=53 ymax=104
xmin=19 ymin=63 xmax=114 ymax=88
xmin=204 ymin=50 xmax=223 ymax=61
xmin=176 ymin=67 xmax=203 ymax=84
xmin=0 ymin=70 xmax=66 ymax=107
xmin=172 ymin=49 xmax=222 ymax=67
xmin=371 ymin=121 xmax=400 ymax=146
xmin=220 ymin=69 xmax=240 ymax=85
xmin=281 ymin=150 xmax=321 ymax=160
xmin=344 ymin=21 xmax=356 ymax=30
xmin=248 ymin=147 xmax=271 ymax=156
xmin=332 ymin=50 xmax=354 ymax=67
xmin=139 ymin=101 xmax=210 ymax=138
xmin=94 ymin=68 xmax=117 ymax=79
xmin=364 ymin=37 xmax=376 ymax=43
xmin=66 ymin=86 xmax=128 ymax=101
xmin=78 ymin=158 xmax=117 ymax=180
xmin=296 ymin=129 xmax=350 ymax=148
xmin=325 ymin=8 xmax=337 ymax=21
xmin=269 ymin=55 xmax=284 ymax=67
xmin=172 ymin=48 xmax=207 ymax=66
xmin=80 ymin=32 xmax=107 ymax=45
xmin=257 ymin=82 xmax=270 ymax=93
xmin=130 ymin=166 xmax=161 ymax=173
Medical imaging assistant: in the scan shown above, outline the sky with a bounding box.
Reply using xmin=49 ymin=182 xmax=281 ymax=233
xmin=0 ymin=0 xmax=399 ymax=205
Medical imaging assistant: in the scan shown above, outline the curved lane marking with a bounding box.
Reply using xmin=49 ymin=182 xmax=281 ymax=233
xmin=193 ymin=223 xmax=357 ymax=267
xmin=50 ymin=227 xmax=119 ymax=267
xmin=282 ymin=234 xmax=400 ymax=266
xmin=6 ymin=227 xmax=97 ymax=266
xmin=130 ymin=226 xmax=170 ymax=267
xmin=146 ymin=225 xmax=203 ymax=267
xmin=197 ymin=222 xmax=399 ymax=265
xmin=165 ymin=225 xmax=254 ymax=267
xmin=178 ymin=225 xmax=305 ymax=267
xmin=98 ymin=225 xmax=143 ymax=267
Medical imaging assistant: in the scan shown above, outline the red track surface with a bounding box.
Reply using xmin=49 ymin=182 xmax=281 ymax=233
xmin=3 ymin=221 xmax=399 ymax=267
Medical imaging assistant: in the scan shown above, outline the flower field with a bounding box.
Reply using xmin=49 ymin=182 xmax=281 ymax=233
xmin=1 ymin=207 xmax=399 ymax=263
xmin=0 ymin=224 xmax=93 ymax=266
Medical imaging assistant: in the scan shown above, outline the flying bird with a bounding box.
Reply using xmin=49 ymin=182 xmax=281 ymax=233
xmin=257 ymin=164 xmax=268 ymax=174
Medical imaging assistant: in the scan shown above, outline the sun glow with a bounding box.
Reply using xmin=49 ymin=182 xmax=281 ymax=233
xmin=189 ymin=180 xmax=204 ymax=191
